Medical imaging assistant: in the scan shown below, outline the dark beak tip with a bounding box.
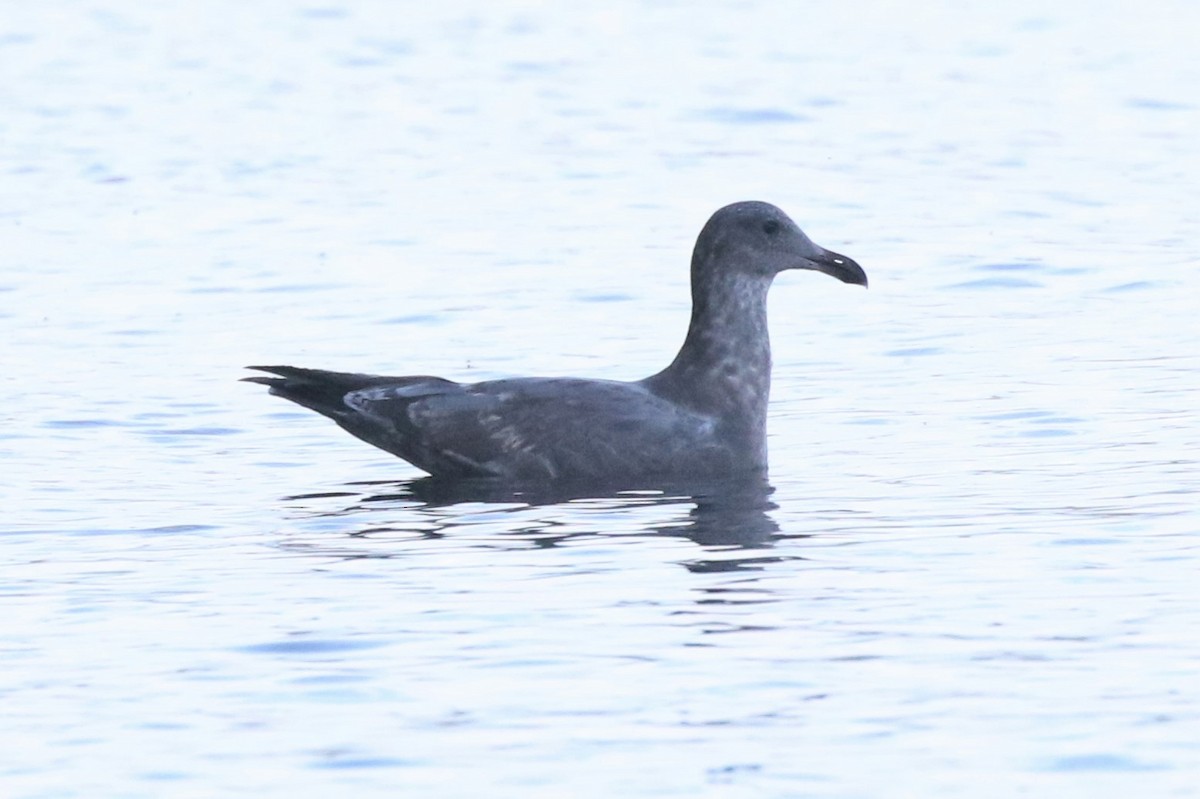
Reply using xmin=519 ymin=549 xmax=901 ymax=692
xmin=808 ymin=248 xmax=867 ymax=288
xmin=833 ymin=260 xmax=869 ymax=288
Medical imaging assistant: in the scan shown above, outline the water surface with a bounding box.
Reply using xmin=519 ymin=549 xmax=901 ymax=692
xmin=3 ymin=2 xmax=1198 ymax=797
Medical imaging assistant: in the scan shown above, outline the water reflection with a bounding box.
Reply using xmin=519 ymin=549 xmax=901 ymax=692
xmin=281 ymin=475 xmax=795 ymax=568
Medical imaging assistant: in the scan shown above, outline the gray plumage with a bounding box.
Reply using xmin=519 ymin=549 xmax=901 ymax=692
xmin=244 ymin=201 xmax=867 ymax=482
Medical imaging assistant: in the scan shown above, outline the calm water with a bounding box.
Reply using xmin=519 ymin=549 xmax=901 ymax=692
xmin=4 ymin=1 xmax=1199 ymax=796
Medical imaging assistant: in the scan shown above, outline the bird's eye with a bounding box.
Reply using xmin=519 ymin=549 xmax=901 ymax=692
xmin=762 ymin=220 xmax=780 ymax=235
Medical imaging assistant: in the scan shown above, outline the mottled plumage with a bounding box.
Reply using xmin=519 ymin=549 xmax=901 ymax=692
xmin=244 ymin=201 xmax=867 ymax=482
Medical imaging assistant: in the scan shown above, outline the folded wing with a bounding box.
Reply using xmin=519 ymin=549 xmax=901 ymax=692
xmin=245 ymin=367 xmax=723 ymax=480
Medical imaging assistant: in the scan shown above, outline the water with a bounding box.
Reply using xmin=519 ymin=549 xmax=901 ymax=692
xmin=4 ymin=1 xmax=1198 ymax=796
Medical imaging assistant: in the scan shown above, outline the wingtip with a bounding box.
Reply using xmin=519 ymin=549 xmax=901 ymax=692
xmin=243 ymin=365 xmax=303 ymax=380
xmin=242 ymin=366 xmax=293 ymax=388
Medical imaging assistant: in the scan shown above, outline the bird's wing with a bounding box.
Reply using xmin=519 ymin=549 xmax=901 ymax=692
xmin=345 ymin=377 xmax=720 ymax=480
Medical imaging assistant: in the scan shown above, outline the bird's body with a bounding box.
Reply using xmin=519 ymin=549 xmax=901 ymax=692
xmin=245 ymin=201 xmax=866 ymax=483
xmin=245 ymin=370 xmax=740 ymax=481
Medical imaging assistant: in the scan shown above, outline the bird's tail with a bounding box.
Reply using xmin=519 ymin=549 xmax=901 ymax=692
xmin=242 ymin=365 xmax=385 ymax=419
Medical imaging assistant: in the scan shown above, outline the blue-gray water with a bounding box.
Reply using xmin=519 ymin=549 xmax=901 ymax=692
xmin=4 ymin=2 xmax=1198 ymax=797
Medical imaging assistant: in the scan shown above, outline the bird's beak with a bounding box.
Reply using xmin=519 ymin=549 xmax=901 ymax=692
xmin=802 ymin=248 xmax=868 ymax=287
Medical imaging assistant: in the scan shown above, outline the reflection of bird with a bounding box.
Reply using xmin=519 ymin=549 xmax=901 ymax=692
xmin=245 ymin=201 xmax=866 ymax=482
xmin=292 ymin=475 xmax=784 ymax=553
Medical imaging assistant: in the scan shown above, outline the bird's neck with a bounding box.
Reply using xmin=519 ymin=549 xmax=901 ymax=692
xmin=650 ymin=270 xmax=774 ymax=427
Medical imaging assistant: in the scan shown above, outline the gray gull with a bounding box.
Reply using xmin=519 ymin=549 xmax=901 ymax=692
xmin=244 ymin=201 xmax=867 ymax=482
